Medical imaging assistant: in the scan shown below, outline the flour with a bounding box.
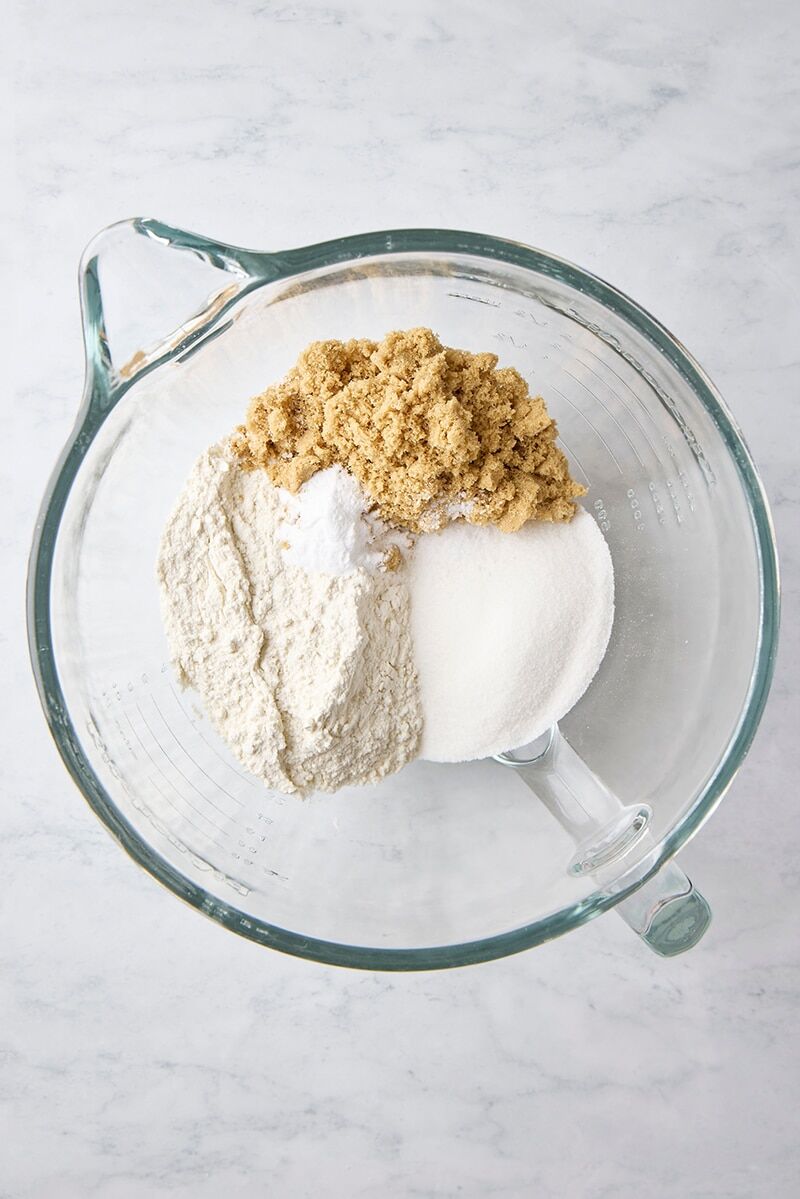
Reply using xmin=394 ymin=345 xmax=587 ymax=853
xmin=408 ymin=510 xmax=614 ymax=762
xmin=157 ymin=442 xmax=421 ymax=795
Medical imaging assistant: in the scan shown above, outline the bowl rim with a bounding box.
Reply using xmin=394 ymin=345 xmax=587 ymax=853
xmin=27 ymin=222 xmax=781 ymax=970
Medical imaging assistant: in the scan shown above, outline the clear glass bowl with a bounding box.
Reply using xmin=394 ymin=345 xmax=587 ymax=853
xmin=27 ymin=221 xmax=780 ymax=968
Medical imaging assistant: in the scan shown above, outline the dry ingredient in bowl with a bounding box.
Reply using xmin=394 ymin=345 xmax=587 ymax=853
xmin=233 ymin=327 xmax=585 ymax=532
xmin=158 ymin=441 xmax=421 ymax=795
xmin=158 ymin=326 xmax=613 ymax=796
xmin=278 ymin=465 xmax=408 ymax=575
xmin=409 ymin=511 xmax=614 ymax=762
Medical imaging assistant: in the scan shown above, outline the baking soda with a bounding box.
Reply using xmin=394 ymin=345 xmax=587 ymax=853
xmin=278 ymin=466 xmax=381 ymax=576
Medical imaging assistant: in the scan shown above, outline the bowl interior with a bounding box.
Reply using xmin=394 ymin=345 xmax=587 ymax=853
xmin=41 ymin=246 xmax=771 ymax=963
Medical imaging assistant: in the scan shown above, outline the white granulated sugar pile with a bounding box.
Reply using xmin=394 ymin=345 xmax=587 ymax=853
xmin=408 ymin=509 xmax=614 ymax=762
xmin=158 ymin=442 xmax=421 ymax=794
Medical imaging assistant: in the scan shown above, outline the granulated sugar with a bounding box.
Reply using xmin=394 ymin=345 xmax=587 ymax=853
xmin=408 ymin=509 xmax=614 ymax=762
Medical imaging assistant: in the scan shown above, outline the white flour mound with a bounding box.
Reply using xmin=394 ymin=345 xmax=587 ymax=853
xmin=157 ymin=443 xmax=421 ymax=795
xmin=408 ymin=510 xmax=614 ymax=762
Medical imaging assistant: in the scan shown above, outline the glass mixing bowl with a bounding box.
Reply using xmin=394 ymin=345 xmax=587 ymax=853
xmin=28 ymin=221 xmax=779 ymax=969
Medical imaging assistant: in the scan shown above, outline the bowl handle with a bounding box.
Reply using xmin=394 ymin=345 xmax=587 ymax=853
xmin=496 ymin=727 xmax=712 ymax=956
xmin=78 ymin=218 xmax=286 ymax=412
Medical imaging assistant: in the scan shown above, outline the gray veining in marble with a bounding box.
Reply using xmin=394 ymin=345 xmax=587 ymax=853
xmin=4 ymin=1 xmax=799 ymax=1196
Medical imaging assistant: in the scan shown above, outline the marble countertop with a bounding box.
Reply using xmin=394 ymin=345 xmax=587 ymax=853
xmin=5 ymin=1 xmax=799 ymax=1195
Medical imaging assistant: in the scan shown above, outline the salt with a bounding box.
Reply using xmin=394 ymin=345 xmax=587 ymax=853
xmin=408 ymin=509 xmax=614 ymax=762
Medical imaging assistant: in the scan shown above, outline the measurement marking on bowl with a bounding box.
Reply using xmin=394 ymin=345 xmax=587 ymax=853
xmin=665 ymin=448 xmax=696 ymax=513
xmin=494 ymin=331 xmax=528 ymax=350
xmin=580 ymin=343 xmax=669 ymax=443
xmin=539 ymin=297 xmax=716 ymax=485
xmin=133 ymin=702 xmax=234 ymax=830
xmin=567 ymin=350 xmax=662 ymax=464
xmin=593 ymin=497 xmax=611 ymax=533
xmin=151 ymin=694 xmax=244 ymax=808
xmin=100 ymin=690 xmax=139 ymax=762
xmin=556 ymin=438 xmax=590 ymax=487
xmin=563 ymin=354 xmax=690 ymax=529
xmin=447 ymin=291 xmax=501 ymax=308
xmin=548 ymin=383 xmax=624 ymax=474
xmin=512 ymin=306 xmax=548 ymax=328
xmin=647 ymin=481 xmax=667 ymax=526
xmin=665 ymin=477 xmax=685 ymax=523
xmin=167 ymin=683 xmax=259 ymax=792
xmin=129 ymin=752 xmax=226 ymax=853
xmin=561 ymin=362 xmax=646 ymax=469
xmin=144 ymin=696 xmax=240 ymax=822
xmin=627 ymin=488 xmax=646 ymax=532
xmin=575 ymin=345 xmax=691 ymax=524
xmin=124 ymin=711 xmax=229 ymax=843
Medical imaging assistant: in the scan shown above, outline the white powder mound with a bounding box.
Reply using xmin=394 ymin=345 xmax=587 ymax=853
xmin=278 ymin=465 xmax=382 ymax=575
xmin=408 ymin=509 xmax=614 ymax=762
xmin=157 ymin=443 xmax=421 ymax=795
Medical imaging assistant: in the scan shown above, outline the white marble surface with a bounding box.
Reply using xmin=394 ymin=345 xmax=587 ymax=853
xmin=5 ymin=1 xmax=799 ymax=1195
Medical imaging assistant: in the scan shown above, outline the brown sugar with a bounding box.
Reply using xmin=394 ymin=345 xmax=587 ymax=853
xmin=381 ymin=544 xmax=404 ymax=572
xmin=233 ymin=328 xmax=585 ymax=533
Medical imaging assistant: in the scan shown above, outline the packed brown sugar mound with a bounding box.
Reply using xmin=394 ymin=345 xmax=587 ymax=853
xmin=233 ymin=327 xmax=585 ymax=533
